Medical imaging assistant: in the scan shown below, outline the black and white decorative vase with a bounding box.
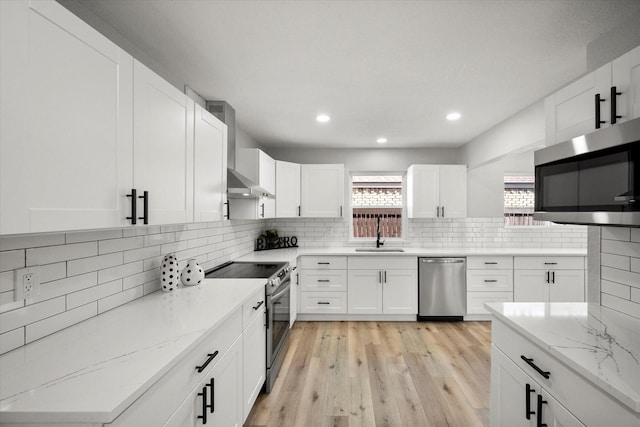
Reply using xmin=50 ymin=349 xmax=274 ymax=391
xmin=160 ymin=254 xmax=180 ymax=292
xmin=180 ymin=258 xmax=205 ymax=286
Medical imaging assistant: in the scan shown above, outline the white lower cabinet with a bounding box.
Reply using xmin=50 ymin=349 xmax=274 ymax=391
xmin=299 ymin=256 xmax=347 ymax=314
xmin=166 ymin=337 xmax=243 ymax=427
xmin=513 ymin=257 xmax=585 ymax=303
xmin=242 ymin=289 xmax=266 ymax=422
xmin=347 ymin=256 xmax=417 ymax=315
xmin=466 ymin=256 xmax=514 ymax=316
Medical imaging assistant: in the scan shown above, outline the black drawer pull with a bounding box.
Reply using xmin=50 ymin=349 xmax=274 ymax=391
xmin=317 ymin=262 xmax=330 ymax=265
xmin=126 ymin=188 xmax=137 ymax=224
xmin=208 ymin=377 xmax=215 ymax=414
xmin=317 ymin=279 xmax=330 ymax=282
xmin=252 ymin=301 xmax=264 ymax=310
xmin=196 ymin=350 xmax=219 ymax=373
xmin=611 ymin=86 xmax=622 ymax=124
xmin=525 ymin=383 xmax=536 ymax=420
xmin=537 ymin=394 xmax=548 ymax=427
xmin=138 ymin=190 xmax=149 ymax=224
xmin=197 ymin=385 xmax=209 ymax=424
xmin=544 ymin=262 xmax=557 ymax=265
xmin=484 ymin=262 xmax=498 ymax=265
xmin=484 ymin=279 xmax=498 ymax=283
xmin=521 ymin=355 xmax=550 ymax=379
xmin=595 ymin=93 xmax=606 ymax=128
xmin=317 ymin=301 xmax=331 ymax=305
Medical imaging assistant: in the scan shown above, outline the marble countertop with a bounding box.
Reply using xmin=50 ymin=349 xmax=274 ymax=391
xmin=237 ymin=246 xmax=586 ymax=260
xmin=0 ymin=278 xmax=266 ymax=424
xmin=485 ymin=302 xmax=640 ymax=413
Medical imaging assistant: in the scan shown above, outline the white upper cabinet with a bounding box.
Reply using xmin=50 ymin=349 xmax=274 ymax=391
xmin=0 ymin=0 xmax=134 ymax=234
xmin=300 ymin=164 xmax=345 ymax=217
xmin=407 ymin=165 xmax=467 ymax=218
xmin=191 ymin=101 xmax=227 ymax=223
xmin=133 ymin=60 xmax=192 ymax=226
xmin=236 ymin=149 xmax=276 ymax=196
xmin=275 ymin=161 xmax=301 ymax=218
xmin=545 ymin=45 xmax=640 ymax=146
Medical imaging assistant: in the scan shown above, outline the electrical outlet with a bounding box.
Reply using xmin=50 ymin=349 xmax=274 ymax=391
xmin=14 ymin=266 xmax=40 ymax=300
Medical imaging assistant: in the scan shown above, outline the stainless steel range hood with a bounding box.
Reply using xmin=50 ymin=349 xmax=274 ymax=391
xmin=206 ymin=101 xmax=273 ymax=199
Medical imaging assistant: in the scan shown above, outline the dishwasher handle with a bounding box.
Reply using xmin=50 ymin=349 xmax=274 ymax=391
xmin=420 ymin=258 xmax=465 ymax=263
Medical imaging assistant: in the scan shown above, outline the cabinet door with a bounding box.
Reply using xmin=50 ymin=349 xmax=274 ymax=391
xmin=347 ymin=270 xmax=382 ymax=314
xmin=438 ymin=165 xmax=467 ymax=218
xmin=300 ymin=164 xmax=344 ymax=217
xmin=260 ymin=198 xmax=276 ymax=219
xmin=407 ymin=165 xmax=439 ymax=218
xmin=243 ymin=312 xmax=266 ymax=422
xmin=192 ymin=102 xmax=227 ymax=223
xmin=0 ymin=0 xmax=134 ymax=234
xmin=544 ymin=64 xmax=611 ymax=145
xmin=133 ymin=60 xmax=192 ymax=225
xmin=207 ymin=338 xmax=243 ymax=427
xmin=490 ymin=346 xmax=537 ymax=427
xmin=549 ymin=270 xmax=585 ymax=302
xmin=275 ymin=161 xmax=301 ymax=217
xmin=612 ymin=45 xmax=640 ymax=123
xmin=382 ymin=269 xmax=418 ymax=314
xmin=514 ymin=270 xmax=548 ymax=302
xmin=291 ymin=269 xmax=298 ymax=326
xmin=539 ymin=389 xmax=586 ymax=427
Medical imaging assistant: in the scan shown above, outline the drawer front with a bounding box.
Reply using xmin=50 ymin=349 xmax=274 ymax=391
xmin=300 ymin=270 xmax=347 ymax=292
xmin=108 ymin=309 xmax=242 ymax=426
xmin=514 ymin=256 xmax=584 ymax=270
xmin=492 ymin=320 xmax=639 ymax=426
xmin=348 ymin=255 xmax=417 ymax=270
xmin=300 ymin=291 xmax=347 ymax=314
xmin=467 ymin=269 xmax=513 ymax=291
xmin=466 ymin=291 xmax=512 ymax=314
xmin=299 ymin=256 xmax=347 ymax=270
xmin=242 ymin=286 xmax=266 ymax=329
xmin=467 ymin=256 xmax=513 ymax=270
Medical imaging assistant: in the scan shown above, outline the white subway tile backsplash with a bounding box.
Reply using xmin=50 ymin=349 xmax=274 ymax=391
xmin=631 ymin=228 xmax=640 ymax=243
xmin=0 ymin=250 xmax=25 ymax=272
xmin=123 ymin=246 xmax=161 ymax=264
xmin=601 ymin=253 xmax=631 ymax=270
xmin=143 ymin=232 xmax=175 ymax=247
xmin=66 ymin=229 xmax=123 ymax=244
xmin=66 ymin=279 xmax=123 ymax=310
xmin=98 ymin=286 xmax=144 ymax=314
xmin=601 ymin=266 xmax=640 ymax=289
xmin=67 ymin=252 xmax=123 ymax=277
xmin=26 ymin=302 xmax=97 ymax=344
xmin=601 ymin=227 xmax=631 ymax=241
xmin=27 ymin=242 xmax=97 ymax=266
xmin=0 ymin=328 xmax=24 ymax=354
xmin=601 ymin=293 xmax=640 ymax=319
xmin=631 ymin=288 xmax=640 ymax=303
xmin=0 ymin=233 xmax=65 ymax=251
xmin=630 ymin=257 xmax=640 ymax=273
xmin=0 ymin=290 xmax=16 ymax=307
xmin=31 ymin=272 xmax=97 ymax=304
xmin=123 ymin=268 xmax=158 ymax=290
xmin=98 ymin=236 xmax=144 ymax=254
xmin=601 ymin=280 xmax=631 ymax=299
xmin=601 ymin=239 xmax=640 ymax=258
xmin=40 ymin=262 xmax=67 ymax=283
xmin=0 ymin=299 xmax=24 ymax=314
xmin=0 ymin=296 xmax=65 ymax=334
xmin=122 ymin=225 xmax=161 ymax=237
xmin=0 ymin=271 xmax=14 ymax=293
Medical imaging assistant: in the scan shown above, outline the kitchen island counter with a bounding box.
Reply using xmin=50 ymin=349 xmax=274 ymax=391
xmin=0 ymin=278 xmax=266 ymax=424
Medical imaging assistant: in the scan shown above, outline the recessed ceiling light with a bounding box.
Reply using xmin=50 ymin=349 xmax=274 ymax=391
xmin=316 ymin=114 xmax=330 ymax=123
xmin=446 ymin=112 xmax=461 ymax=121
xmin=376 ymin=137 xmax=387 ymax=144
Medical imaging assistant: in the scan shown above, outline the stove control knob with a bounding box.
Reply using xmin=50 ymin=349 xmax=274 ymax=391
xmin=284 ymin=266 xmax=291 ymax=274
xmin=269 ymin=277 xmax=281 ymax=288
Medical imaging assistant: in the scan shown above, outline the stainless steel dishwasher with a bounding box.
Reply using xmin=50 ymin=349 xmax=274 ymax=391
xmin=418 ymin=257 xmax=466 ymax=321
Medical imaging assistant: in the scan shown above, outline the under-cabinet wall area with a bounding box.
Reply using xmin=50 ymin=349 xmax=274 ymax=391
xmin=0 ymin=220 xmax=264 ymax=354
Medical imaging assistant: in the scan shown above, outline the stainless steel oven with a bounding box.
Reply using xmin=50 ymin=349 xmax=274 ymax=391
xmin=204 ymin=261 xmax=291 ymax=393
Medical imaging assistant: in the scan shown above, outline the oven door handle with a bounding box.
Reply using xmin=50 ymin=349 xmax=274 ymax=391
xmin=270 ymin=281 xmax=291 ymax=300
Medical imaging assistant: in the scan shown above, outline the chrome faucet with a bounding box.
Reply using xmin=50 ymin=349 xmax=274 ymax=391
xmin=376 ymin=215 xmax=385 ymax=248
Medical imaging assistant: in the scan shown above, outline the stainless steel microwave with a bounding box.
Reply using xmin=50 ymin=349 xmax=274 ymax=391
xmin=534 ymin=117 xmax=640 ymax=227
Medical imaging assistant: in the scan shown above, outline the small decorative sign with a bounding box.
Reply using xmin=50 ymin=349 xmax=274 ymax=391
xmin=255 ymin=236 xmax=298 ymax=251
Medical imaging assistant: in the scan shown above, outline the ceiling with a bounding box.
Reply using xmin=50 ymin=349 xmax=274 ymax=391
xmin=70 ymin=0 xmax=640 ymax=149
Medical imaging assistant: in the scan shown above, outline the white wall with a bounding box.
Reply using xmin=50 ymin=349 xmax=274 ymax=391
xmin=458 ymin=101 xmax=545 ymax=169
xmin=265 ymin=147 xmax=459 ymax=172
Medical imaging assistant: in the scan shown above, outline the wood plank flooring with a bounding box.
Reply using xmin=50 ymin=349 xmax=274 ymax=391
xmin=244 ymin=321 xmax=492 ymax=427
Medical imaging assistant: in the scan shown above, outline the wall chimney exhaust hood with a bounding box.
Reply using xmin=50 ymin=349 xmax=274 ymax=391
xmin=206 ymin=100 xmax=273 ymax=199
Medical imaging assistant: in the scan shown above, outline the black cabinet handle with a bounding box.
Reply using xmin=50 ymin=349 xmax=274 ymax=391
xmin=442 ymin=206 xmax=445 ymax=217
xmin=317 ymin=262 xmax=330 ymax=265
xmin=551 ymin=271 xmax=555 ymax=284
xmin=611 ymin=86 xmax=622 ymax=124
xmin=384 ymin=270 xmax=387 ymax=283
xmin=252 ymin=300 xmax=264 ymax=310
xmin=536 ymin=394 xmax=548 ymax=427
xmin=484 ymin=262 xmax=498 ymax=265
xmin=521 ymin=355 xmax=550 ymax=379
xmin=223 ymin=201 xmax=229 ymax=219
xmin=545 ymin=271 xmax=550 ymax=284
xmin=317 ymin=301 xmax=330 ymax=305
xmin=484 ymin=279 xmax=498 ymax=283
xmin=436 ymin=206 xmax=440 ymax=217
xmin=317 ymin=279 xmax=330 ymax=283
xmin=543 ymin=262 xmax=557 ymax=265
xmin=195 ymin=350 xmax=219 ymax=373
xmin=126 ymin=188 xmax=137 ymax=225
xmin=207 ymin=378 xmax=215 ymax=414
xmin=595 ymin=93 xmax=606 ymax=128
xmin=340 ymin=206 xmax=343 ymax=217
xmin=138 ymin=191 xmax=149 ymax=224
xmin=260 ymin=203 xmax=265 ymax=218
xmin=298 ymin=205 xmax=301 ymax=217
xmin=525 ymin=383 xmax=536 ymax=420
xmin=197 ymin=385 xmax=208 ymax=424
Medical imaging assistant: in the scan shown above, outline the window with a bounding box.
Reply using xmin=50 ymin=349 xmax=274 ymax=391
xmin=504 ymin=175 xmax=548 ymax=226
xmin=351 ymin=174 xmax=404 ymax=239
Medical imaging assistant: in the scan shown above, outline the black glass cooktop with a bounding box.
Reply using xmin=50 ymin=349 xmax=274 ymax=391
xmin=204 ymin=261 xmax=286 ymax=279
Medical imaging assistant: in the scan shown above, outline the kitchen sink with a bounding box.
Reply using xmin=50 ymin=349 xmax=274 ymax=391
xmin=354 ymin=248 xmax=405 ymax=252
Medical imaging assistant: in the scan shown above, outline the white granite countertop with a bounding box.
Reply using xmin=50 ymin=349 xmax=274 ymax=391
xmin=485 ymin=302 xmax=640 ymax=413
xmin=0 ymin=278 xmax=266 ymax=424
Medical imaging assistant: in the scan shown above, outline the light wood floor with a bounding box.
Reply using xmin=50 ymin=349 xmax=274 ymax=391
xmin=244 ymin=321 xmax=492 ymax=427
